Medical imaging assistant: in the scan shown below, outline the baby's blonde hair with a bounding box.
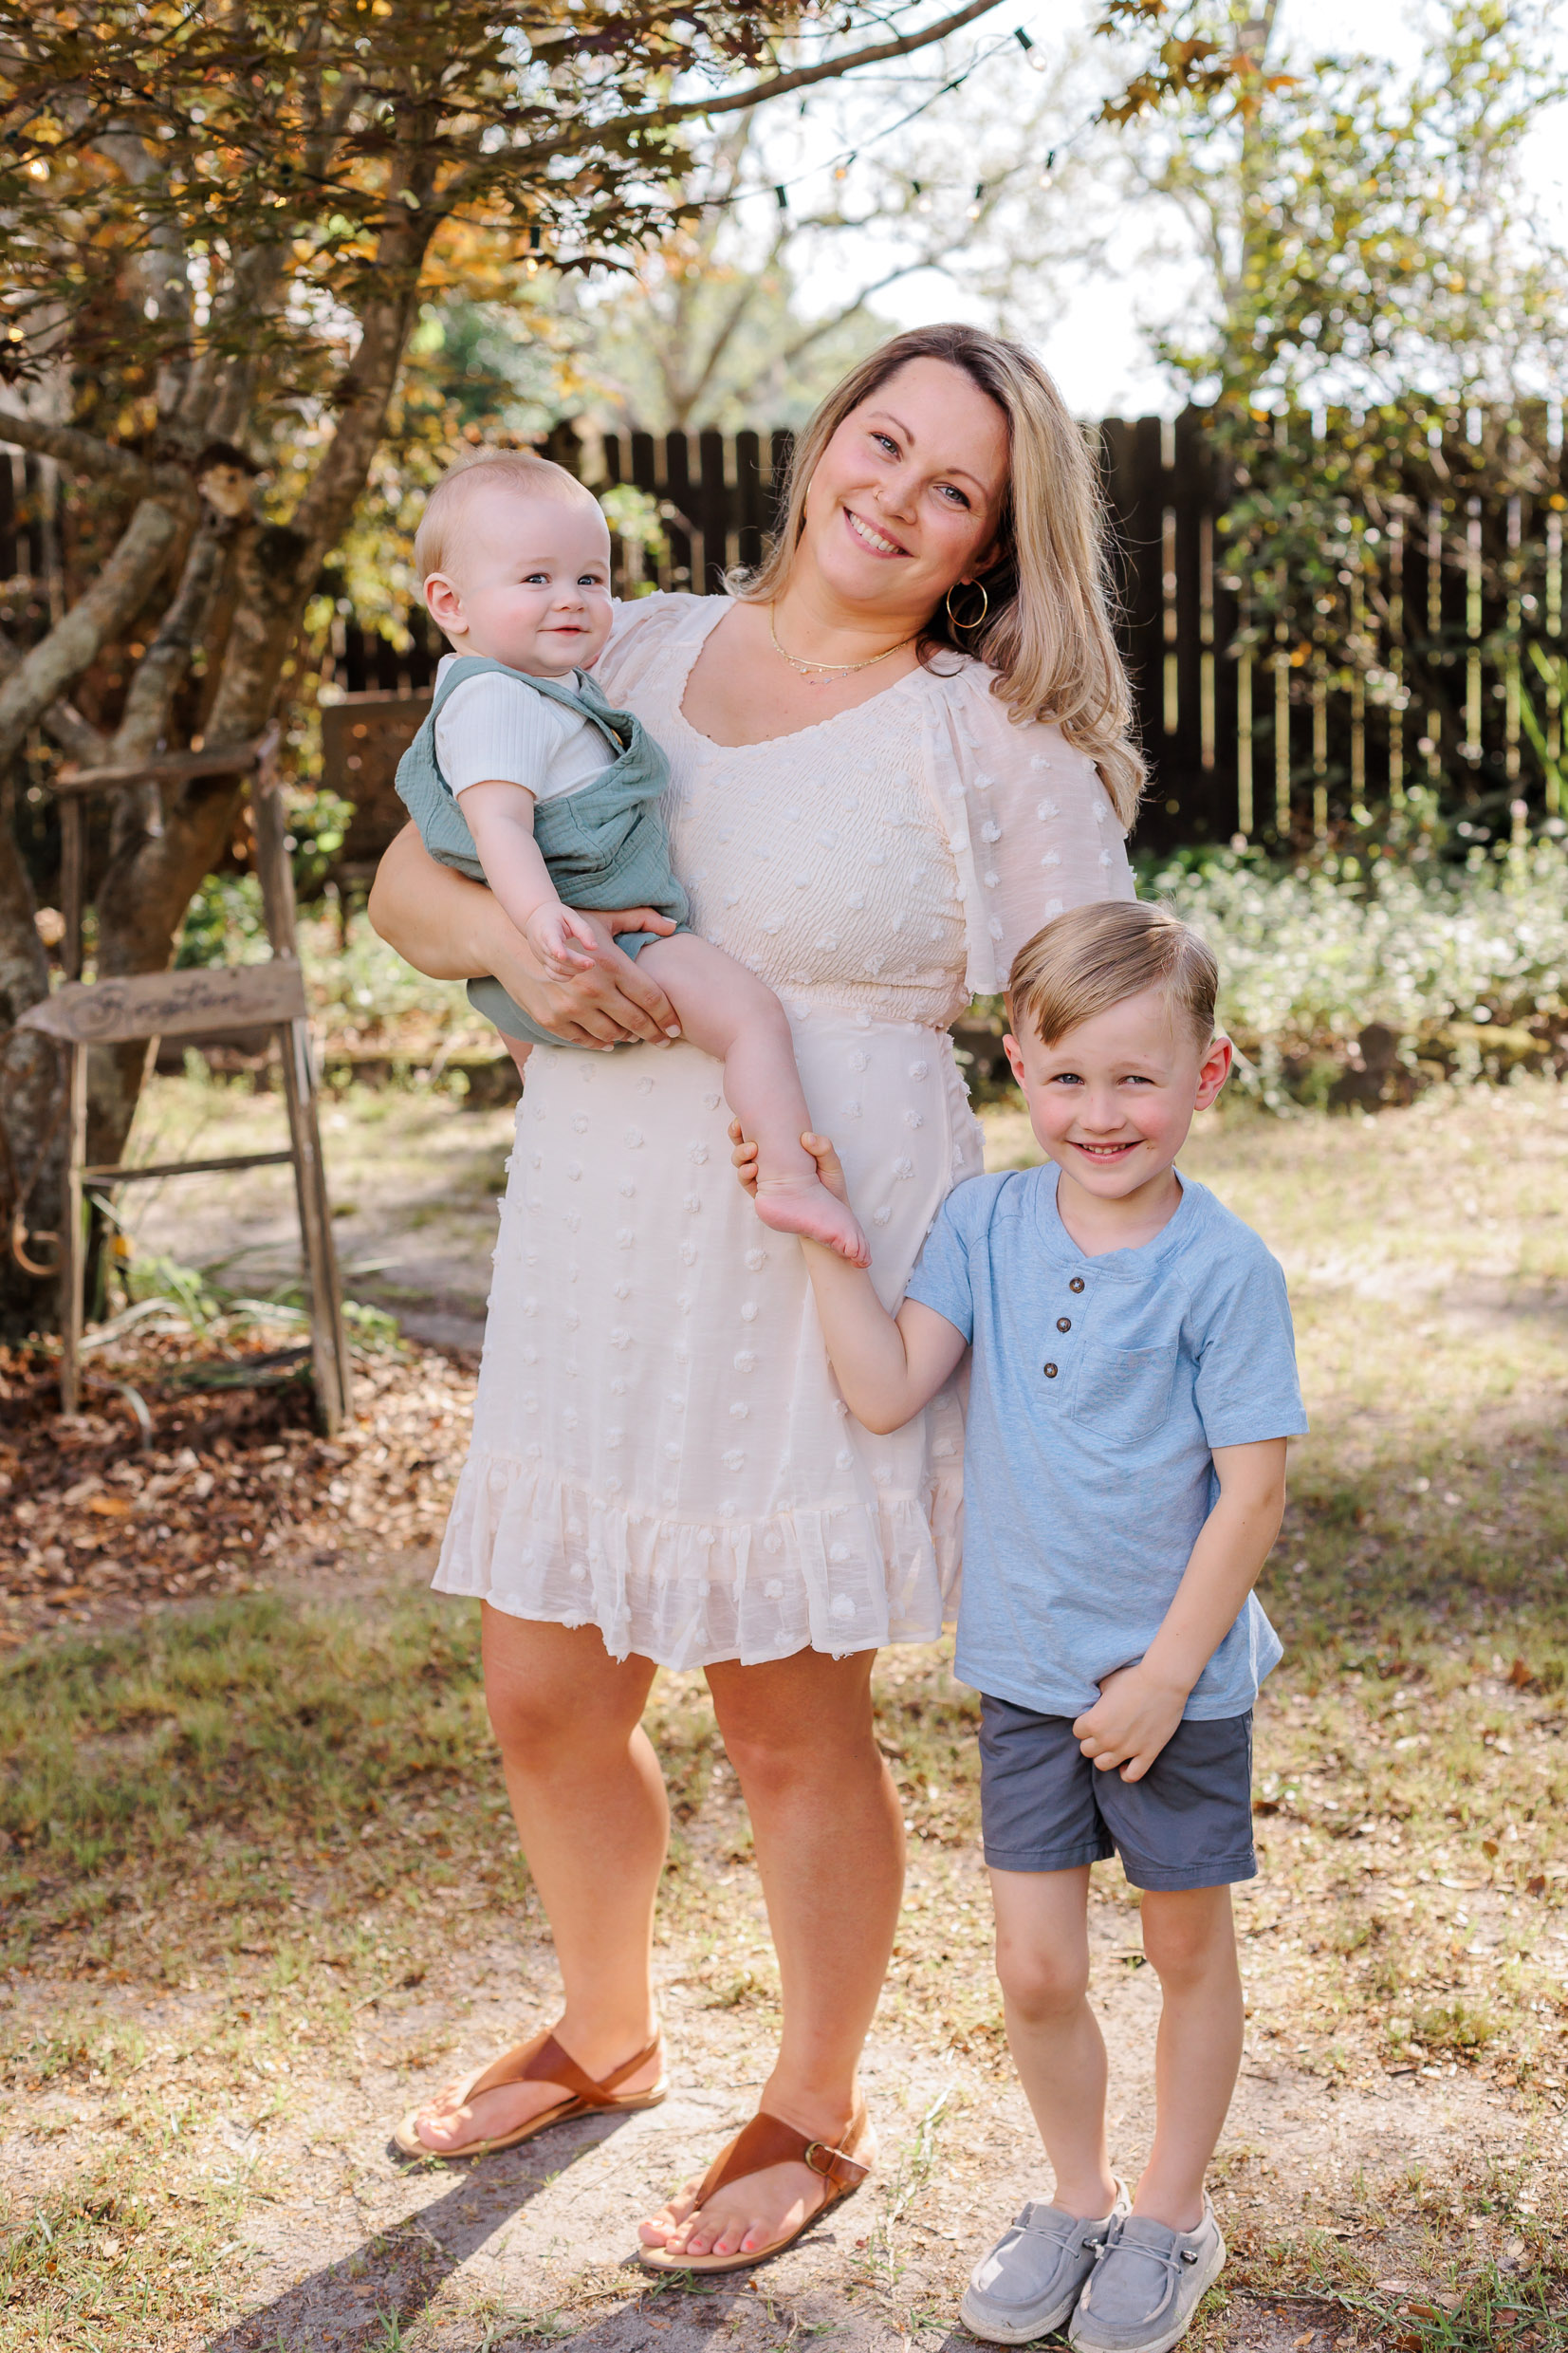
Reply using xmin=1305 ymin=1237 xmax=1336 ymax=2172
xmin=1006 ymin=902 xmax=1218 ymax=1053
xmin=414 ymin=451 xmax=602 ymax=584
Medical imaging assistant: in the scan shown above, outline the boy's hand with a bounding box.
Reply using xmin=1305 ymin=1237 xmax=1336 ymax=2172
xmin=1072 ymin=1662 xmax=1190 ymax=1783
xmin=524 ymin=901 xmax=601 ymax=978
xmin=729 ymin=1121 xmax=850 ymax=1206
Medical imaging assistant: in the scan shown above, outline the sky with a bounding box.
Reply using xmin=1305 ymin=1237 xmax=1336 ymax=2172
xmin=788 ymin=0 xmax=1568 ymax=418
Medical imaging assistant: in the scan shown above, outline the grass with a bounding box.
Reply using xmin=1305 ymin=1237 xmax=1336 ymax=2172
xmin=1 ymin=1081 xmax=1565 ymax=2347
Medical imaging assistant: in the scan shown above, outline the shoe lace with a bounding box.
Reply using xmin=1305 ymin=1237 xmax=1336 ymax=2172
xmin=1081 ymin=2217 xmax=1200 ymax=2318
xmin=1020 ymin=2208 xmax=1106 ymax=2255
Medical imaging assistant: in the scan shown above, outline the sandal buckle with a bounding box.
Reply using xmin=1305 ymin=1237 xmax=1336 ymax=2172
xmin=802 ymin=2140 xmax=839 ymax=2179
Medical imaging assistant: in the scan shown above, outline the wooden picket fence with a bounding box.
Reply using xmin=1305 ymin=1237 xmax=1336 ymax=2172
xmin=9 ymin=412 xmax=1567 ymax=850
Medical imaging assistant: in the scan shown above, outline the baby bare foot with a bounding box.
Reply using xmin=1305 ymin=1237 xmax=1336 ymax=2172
xmin=753 ymin=1176 xmax=871 ymax=1267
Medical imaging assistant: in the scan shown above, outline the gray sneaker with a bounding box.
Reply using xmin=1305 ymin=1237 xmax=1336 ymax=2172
xmin=960 ymin=2182 xmax=1131 ymax=2344
xmin=1067 ymin=2199 xmax=1226 ymax=2353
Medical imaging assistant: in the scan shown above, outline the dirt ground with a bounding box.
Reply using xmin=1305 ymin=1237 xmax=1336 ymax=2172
xmin=2 ymin=1072 xmax=1565 ymax=2352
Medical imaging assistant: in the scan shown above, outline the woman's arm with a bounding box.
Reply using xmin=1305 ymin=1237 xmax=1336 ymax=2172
xmin=367 ymin=824 xmax=680 ymax=1048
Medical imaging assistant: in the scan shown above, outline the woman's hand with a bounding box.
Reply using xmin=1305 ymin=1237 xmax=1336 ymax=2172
xmin=729 ymin=1121 xmax=851 ymax=1203
xmin=489 ymin=911 xmax=681 ymax=1047
xmin=368 ymin=824 xmax=680 ymax=1047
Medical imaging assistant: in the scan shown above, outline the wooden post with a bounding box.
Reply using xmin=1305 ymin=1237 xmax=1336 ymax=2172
xmin=249 ymin=731 xmax=297 ymax=958
xmin=58 ymin=1041 xmax=88 ymax=1415
xmin=279 ymin=1014 xmax=350 ymax=1434
xmin=249 ymin=731 xmax=349 ymax=1431
xmin=60 ymin=797 xmax=84 ymax=982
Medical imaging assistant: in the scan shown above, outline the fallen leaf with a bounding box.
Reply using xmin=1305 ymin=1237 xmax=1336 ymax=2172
xmin=86 ymin=1493 xmax=132 ymax=1517
xmin=1526 ymin=1875 xmax=1546 ymax=1897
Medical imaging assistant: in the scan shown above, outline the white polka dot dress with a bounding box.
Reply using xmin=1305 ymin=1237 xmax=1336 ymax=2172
xmin=433 ymin=596 xmax=1134 ymax=1667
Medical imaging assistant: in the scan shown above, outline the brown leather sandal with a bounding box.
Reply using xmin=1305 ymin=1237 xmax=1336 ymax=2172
xmin=638 ymin=2103 xmax=871 ymax=2274
xmin=393 ymin=2026 xmax=665 ymax=2161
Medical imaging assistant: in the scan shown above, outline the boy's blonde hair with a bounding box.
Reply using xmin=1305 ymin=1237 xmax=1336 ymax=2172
xmin=414 ymin=451 xmax=602 ymax=583
xmin=1006 ymin=901 xmax=1219 ymax=1053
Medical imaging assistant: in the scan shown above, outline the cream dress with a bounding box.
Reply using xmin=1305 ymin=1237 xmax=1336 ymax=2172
xmin=434 ymin=595 xmax=1134 ymax=1667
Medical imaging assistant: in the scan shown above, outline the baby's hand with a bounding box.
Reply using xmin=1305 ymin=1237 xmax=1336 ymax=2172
xmin=1071 ymin=1663 xmax=1189 ymax=1784
xmin=524 ymin=901 xmax=601 ymax=978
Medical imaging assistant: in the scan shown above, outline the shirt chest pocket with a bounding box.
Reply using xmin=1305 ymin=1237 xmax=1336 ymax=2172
xmin=1068 ymin=1341 xmax=1179 ymax=1444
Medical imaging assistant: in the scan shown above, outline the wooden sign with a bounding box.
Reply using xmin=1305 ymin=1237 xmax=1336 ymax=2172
xmin=16 ymin=961 xmax=306 ymax=1045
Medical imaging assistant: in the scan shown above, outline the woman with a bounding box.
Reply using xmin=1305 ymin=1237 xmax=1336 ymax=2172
xmin=368 ymin=324 xmax=1142 ymax=2269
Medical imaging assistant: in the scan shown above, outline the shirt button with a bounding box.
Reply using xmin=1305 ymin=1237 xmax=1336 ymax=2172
xmin=1069 ymin=1276 xmax=1085 ymax=1293
xmin=1057 ymin=1316 xmax=1072 ymax=1332
xmin=1042 ymin=1362 xmax=1058 ymax=1378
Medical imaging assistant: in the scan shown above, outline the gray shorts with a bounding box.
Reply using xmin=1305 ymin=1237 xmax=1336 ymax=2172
xmin=978 ymin=1694 xmax=1257 ymax=1891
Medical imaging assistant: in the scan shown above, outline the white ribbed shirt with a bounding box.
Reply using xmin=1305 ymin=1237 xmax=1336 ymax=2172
xmin=433 ymin=654 xmax=608 ymax=803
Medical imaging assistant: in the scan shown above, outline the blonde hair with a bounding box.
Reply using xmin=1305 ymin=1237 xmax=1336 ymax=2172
xmin=1006 ymin=902 xmax=1218 ymax=1052
xmin=733 ymin=324 xmax=1144 ymax=827
xmin=414 ymin=450 xmax=601 ymax=583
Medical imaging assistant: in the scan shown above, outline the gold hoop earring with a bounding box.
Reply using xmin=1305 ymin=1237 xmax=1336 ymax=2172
xmin=945 ymin=579 xmax=989 ymax=633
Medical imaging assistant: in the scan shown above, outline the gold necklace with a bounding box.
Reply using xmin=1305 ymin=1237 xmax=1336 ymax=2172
xmin=768 ymin=604 xmax=917 ymax=687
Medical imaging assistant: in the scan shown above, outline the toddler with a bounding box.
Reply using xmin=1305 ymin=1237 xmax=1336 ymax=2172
xmin=773 ymin=900 xmax=1307 ymax=2353
xmin=395 ymin=449 xmax=867 ymax=1266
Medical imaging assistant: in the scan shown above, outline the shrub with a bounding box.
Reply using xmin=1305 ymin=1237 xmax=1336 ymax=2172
xmin=1143 ymin=837 xmax=1568 ymax=1108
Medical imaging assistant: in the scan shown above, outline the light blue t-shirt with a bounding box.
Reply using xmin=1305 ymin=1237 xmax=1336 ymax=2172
xmin=904 ymin=1162 xmax=1308 ymax=1720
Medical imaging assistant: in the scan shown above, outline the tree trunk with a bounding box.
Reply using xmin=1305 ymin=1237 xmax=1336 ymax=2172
xmin=0 ymin=806 xmax=66 ymax=1342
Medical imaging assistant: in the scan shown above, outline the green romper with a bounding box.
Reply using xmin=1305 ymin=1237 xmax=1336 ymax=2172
xmin=393 ymin=654 xmax=691 ymax=1048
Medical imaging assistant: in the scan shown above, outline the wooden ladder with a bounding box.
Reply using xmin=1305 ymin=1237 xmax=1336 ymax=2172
xmin=16 ymin=730 xmax=351 ymax=1431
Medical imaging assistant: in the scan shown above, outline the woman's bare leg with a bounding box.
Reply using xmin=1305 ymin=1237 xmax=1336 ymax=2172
xmin=637 ymin=935 xmax=869 ymax=1265
xmin=639 ymin=1647 xmax=903 ymax=2259
xmin=407 ymin=1612 xmax=667 ymax=2153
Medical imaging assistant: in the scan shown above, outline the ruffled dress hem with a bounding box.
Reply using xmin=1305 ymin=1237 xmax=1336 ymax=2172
xmin=433 ymin=1448 xmax=964 ymax=1669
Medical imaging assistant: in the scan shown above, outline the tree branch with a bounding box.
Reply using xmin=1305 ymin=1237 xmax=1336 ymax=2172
xmin=624 ymin=0 xmax=1010 ymax=126
xmin=440 ymin=0 xmax=1009 ymax=190
xmin=0 ymin=407 xmax=192 ymax=500
xmin=0 ymin=630 xmax=108 ymax=767
xmin=0 ymin=500 xmax=183 ymax=770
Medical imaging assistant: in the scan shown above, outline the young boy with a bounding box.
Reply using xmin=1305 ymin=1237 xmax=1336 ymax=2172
xmin=782 ymin=900 xmax=1307 ymax=2353
xmin=393 ymin=447 xmax=867 ymax=1265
